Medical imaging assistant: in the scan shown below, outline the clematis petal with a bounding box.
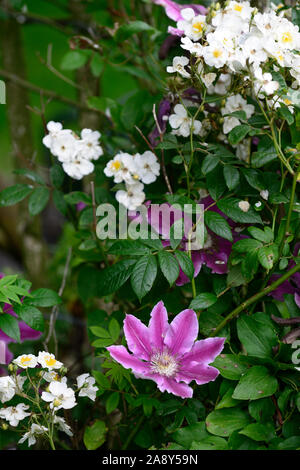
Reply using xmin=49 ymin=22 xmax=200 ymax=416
xmin=176 ymin=363 xmax=219 ymax=385
xmin=158 ymin=377 xmax=193 ymax=398
xmin=295 ymin=293 xmax=300 ymax=308
xmin=164 ymin=309 xmax=198 ymax=356
xmin=181 ymin=337 xmax=225 ymax=365
xmin=123 ymin=314 xmax=152 ymax=360
xmin=148 ymin=301 xmax=169 ymax=351
xmin=107 ymin=345 xmax=150 ymax=376
xmin=19 ymin=322 xmax=42 ymax=342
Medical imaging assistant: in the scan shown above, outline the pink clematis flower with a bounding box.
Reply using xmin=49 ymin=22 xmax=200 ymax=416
xmin=107 ymin=301 xmax=225 ymax=398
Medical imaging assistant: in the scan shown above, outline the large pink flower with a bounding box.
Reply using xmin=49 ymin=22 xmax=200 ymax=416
xmin=107 ymin=301 xmax=225 ymax=398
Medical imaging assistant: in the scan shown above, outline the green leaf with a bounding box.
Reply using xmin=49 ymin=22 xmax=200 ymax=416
xmin=206 ymin=408 xmax=250 ymax=437
xmin=115 ymin=20 xmax=157 ymax=41
xmin=0 ymin=314 xmax=20 ymax=341
xmin=14 ymin=169 xmax=45 ymax=185
xmin=237 ymin=313 xmax=278 ymax=358
xmin=228 ymin=125 xmax=251 ymax=145
xmin=109 ymin=318 xmax=120 ymax=342
xmin=92 ymin=370 xmax=110 ymax=389
xmin=29 ymin=288 xmax=62 ymax=307
xmin=212 ymin=354 xmax=249 ymax=380
xmin=257 ymin=245 xmax=278 ymax=271
xmin=232 ymin=366 xmax=278 ymax=400
xmin=106 ymin=392 xmax=120 ymax=414
xmin=174 ymin=251 xmax=194 ymax=281
xmin=64 ymin=191 xmax=91 ymax=204
xmin=14 ymin=305 xmax=44 ymax=332
xmin=172 ymin=422 xmax=208 ymax=448
xmin=108 ymin=240 xmax=150 ymax=256
xmin=201 ymin=154 xmax=220 ymax=175
xmin=89 ymin=326 xmax=111 ymax=338
xmin=189 ymin=293 xmax=218 ymax=310
xmin=217 ymin=198 xmax=262 ymax=224
xmin=0 ymin=184 xmax=32 ymax=206
xmin=61 ymin=51 xmax=88 ymax=70
xmin=239 ymin=423 xmax=275 ymax=442
xmin=83 ymin=420 xmax=106 ymax=450
xmin=97 ymin=260 xmax=137 ymax=297
xmin=131 ymin=255 xmax=157 ymax=301
xmin=251 ymin=149 xmax=277 ymax=168
xmin=233 ymin=239 xmax=263 ymax=253
xmin=248 ymin=398 xmax=275 ymax=422
xmin=28 ymin=187 xmax=50 ymax=216
xmin=247 ymin=226 xmax=274 ymax=243
xmin=204 ymin=211 xmax=233 ymax=242
xmin=158 ymin=251 xmax=180 ymax=286
xmin=223 ymin=166 xmax=240 ymax=190
xmin=53 ymin=189 xmax=68 ymax=215
xmin=50 ymin=164 xmax=65 ymax=189
xmin=190 ymin=436 xmax=228 ymax=450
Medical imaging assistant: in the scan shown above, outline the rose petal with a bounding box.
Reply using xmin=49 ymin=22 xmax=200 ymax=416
xmin=107 ymin=345 xmax=149 ymax=375
xmin=148 ymin=301 xmax=169 ymax=352
xmin=164 ymin=309 xmax=198 ymax=356
xmin=123 ymin=314 xmax=152 ymax=360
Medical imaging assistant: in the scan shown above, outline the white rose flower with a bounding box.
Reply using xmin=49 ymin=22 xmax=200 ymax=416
xmin=166 ymin=56 xmax=191 ymax=79
xmin=41 ymin=381 xmax=76 ymax=410
xmin=116 ymin=182 xmax=145 ymax=211
xmin=13 ymin=354 xmax=38 ymax=369
xmin=38 ymin=352 xmax=63 ymax=370
xmin=18 ymin=424 xmax=48 ymax=447
xmin=77 ymin=373 xmax=98 ymax=401
xmin=53 ymin=416 xmax=73 ymax=436
xmin=169 ymin=104 xmax=202 ymax=138
xmin=0 ymin=403 xmax=30 ymax=427
xmin=134 ymin=151 xmax=160 ymax=184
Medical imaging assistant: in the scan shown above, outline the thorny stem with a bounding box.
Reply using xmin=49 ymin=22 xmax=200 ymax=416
xmin=210 ymin=262 xmax=300 ymax=336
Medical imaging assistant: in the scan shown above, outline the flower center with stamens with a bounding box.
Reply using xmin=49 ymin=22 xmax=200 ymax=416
xmin=45 ymin=357 xmax=57 ymax=367
xmin=150 ymin=352 xmax=178 ymax=377
xmin=281 ymin=32 xmax=292 ymax=44
xmin=111 ymin=160 xmax=121 ymax=171
xmin=234 ymin=4 xmax=243 ymax=12
xmin=20 ymin=356 xmax=31 ymax=365
xmin=213 ymin=49 xmax=222 ymax=58
xmin=192 ymin=21 xmax=204 ymax=33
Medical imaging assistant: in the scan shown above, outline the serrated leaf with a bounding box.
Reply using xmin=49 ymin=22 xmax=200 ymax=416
xmin=158 ymin=251 xmax=180 ymax=286
xmin=28 ymin=187 xmax=50 ymax=216
xmin=205 ymin=211 xmax=233 ymax=242
xmin=131 ymin=255 xmax=157 ymax=300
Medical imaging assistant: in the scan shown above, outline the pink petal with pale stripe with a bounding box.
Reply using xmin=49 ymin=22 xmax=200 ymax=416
xmin=107 ymin=345 xmax=149 ymax=375
xmin=158 ymin=377 xmax=193 ymax=398
xmin=123 ymin=314 xmax=151 ymax=360
xmin=164 ymin=309 xmax=198 ymax=356
xmin=148 ymin=301 xmax=169 ymax=351
xmin=176 ymin=363 xmax=219 ymax=385
xmin=181 ymin=337 xmax=225 ymax=365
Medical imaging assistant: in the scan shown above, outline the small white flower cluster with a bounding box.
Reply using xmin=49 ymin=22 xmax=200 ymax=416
xmin=43 ymin=121 xmax=103 ymax=180
xmin=104 ymin=151 xmax=160 ymax=210
xmin=0 ymin=352 xmax=98 ymax=448
xmin=166 ymin=2 xmax=300 ymax=117
xmin=174 ymin=2 xmax=300 ymax=80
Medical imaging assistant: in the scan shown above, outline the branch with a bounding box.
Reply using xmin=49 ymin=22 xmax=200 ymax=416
xmin=0 ymin=68 xmax=111 ymax=122
xmin=210 ymin=263 xmax=300 ymax=337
